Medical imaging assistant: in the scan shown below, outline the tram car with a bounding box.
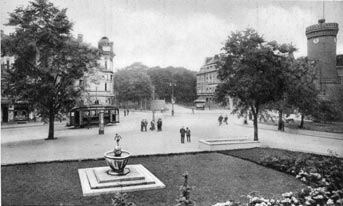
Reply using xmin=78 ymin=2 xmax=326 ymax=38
xmin=68 ymin=105 xmax=119 ymax=128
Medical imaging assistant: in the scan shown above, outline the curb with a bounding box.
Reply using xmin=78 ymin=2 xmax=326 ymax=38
xmin=1 ymin=150 xmax=214 ymax=167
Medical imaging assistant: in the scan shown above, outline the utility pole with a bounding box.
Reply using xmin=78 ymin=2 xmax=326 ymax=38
xmin=169 ymin=82 xmax=176 ymax=116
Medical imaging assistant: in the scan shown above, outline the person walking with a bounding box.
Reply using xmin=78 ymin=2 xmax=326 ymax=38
xmin=224 ymin=115 xmax=228 ymax=125
xmin=180 ymin=126 xmax=186 ymax=144
xmin=144 ymin=119 xmax=148 ymax=131
xmin=150 ymin=120 xmax=155 ymax=131
xmin=157 ymin=118 xmax=162 ymax=131
xmin=186 ymin=127 xmax=191 ymax=142
xmin=141 ymin=119 xmax=144 ymax=132
xmin=218 ymin=115 xmax=223 ymax=126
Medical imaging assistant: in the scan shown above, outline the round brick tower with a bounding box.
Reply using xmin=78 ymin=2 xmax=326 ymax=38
xmin=306 ymin=19 xmax=339 ymax=99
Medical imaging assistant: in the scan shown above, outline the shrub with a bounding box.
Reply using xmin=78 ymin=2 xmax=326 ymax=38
xmin=214 ymin=152 xmax=343 ymax=206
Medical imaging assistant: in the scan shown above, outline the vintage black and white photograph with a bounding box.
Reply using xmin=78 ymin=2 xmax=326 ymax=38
xmin=1 ymin=0 xmax=343 ymax=205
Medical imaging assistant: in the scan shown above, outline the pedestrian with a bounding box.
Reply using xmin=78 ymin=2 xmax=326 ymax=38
xmin=280 ymin=119 xmax=285 ymax=132
xmin=124 ymin=109 xmax=127 ymax=117
xmin=218 ymin=114 xmax=223 ymax=126
xmin=87 ymin=112 xmax=91 ymax=129
xmin=141 ymin=119 xmax=144 ymax=132
xmin=150 ymin=120 xmax=155 ymax=131
xmin=224 ymin=115 xmax=228 ymax=125
xmin=180 ymin=126 xmax=186 ymax=144
xmin=127 ymin=109 xmax=129 ymax=115
xmin=157 ymin=118 xmax=162 ymax=131
xmin=186 ymin=127 xmax=191 ymax=142
xmin=144 ymin=119 xmax=148 ymax=131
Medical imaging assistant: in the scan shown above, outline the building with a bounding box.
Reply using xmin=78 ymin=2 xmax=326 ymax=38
xmin=77 ymin=36 xmax=116 ymax=105
xmin=337 ymin=54 xmax=343 ymax=84
xmin=196 ymin=54 xmax=233 ymax=109
xmin=1 ymin=32 xmax=31 ymax=123
xmin=305 ymin=19 xmax=343 ymax=99
xmin=68 ymin=36 xmax=119 ymax=127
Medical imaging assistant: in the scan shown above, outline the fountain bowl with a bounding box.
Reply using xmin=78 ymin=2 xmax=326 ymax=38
xmin=104 ymin=150 xmax=131 ymax=175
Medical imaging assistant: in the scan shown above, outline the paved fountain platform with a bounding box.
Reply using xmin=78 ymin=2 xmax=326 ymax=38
xmin=199 ymin=138 xmax=260 ymax=151
xmin=78 ymin=164 xmax=165 ymax=196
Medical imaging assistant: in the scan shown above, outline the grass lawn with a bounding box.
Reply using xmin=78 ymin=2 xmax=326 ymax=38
xmin=262 ymin=120 xmax=343 ymax=133
xmin=1 ymin=152 xmax=305 ymax=206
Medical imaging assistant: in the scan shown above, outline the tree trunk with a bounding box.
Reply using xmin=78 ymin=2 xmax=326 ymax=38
xmin=278 ymin=109 xmax=283 ymax=131
xmin=253 ymin=113 xmax=258 ymax=141
xmin=47 ymin=107 xmax=55 ymax=140
xmin=299 ymin=113 xmax=305 ymax=128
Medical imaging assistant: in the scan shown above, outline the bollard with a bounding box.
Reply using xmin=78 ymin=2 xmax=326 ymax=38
xmin=99 ymin=110 xmax=104 ymax=134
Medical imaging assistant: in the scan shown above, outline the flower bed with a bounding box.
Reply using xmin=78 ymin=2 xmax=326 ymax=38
xmin=215 ymin=150 xmax=343 ymax=206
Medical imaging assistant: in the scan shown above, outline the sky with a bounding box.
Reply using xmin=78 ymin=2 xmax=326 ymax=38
xmin=1 ymin=0 xmax=343 ymax=71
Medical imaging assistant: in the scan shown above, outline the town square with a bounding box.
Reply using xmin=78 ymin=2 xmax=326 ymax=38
xmin=1 ymin=0 xmax=343 ymax=205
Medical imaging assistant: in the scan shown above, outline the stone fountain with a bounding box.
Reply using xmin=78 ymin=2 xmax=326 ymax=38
xmin=104 ymin=134 xmax=131 ymax=175
xmin=78 ymin=133 xmax=165 ymax=196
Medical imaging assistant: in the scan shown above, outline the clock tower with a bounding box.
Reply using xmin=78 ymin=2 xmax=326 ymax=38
xmin=98 ymin=36 xmax=115 ymax=71
xmin=306 ymin=19 xmax=339 ymax=99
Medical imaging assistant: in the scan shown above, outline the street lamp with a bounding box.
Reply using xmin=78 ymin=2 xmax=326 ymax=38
xmin=169 ymin=82 xmax=176 ymax=116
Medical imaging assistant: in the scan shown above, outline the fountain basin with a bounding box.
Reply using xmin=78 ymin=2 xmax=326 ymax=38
xmin=104 ymin=150 xmax=131 ymax=175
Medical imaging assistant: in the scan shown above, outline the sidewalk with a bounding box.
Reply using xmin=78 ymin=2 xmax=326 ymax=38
xmin=1 ymin=121 xmax=66 ymax=129
xmin=238 ymin=121 xmax=343 ymax=140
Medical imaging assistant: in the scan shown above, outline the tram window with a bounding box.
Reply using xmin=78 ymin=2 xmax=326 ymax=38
xmin=90 ymin=111 xmax=95 ymax=116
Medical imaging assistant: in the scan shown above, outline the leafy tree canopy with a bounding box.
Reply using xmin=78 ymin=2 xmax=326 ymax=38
xmin=113 ymin=63 xmax=153 ymax=104
xmin=147 ymin=66 xmax=196 ymax=104
xmin=216 ymin=29 xmax=296 ymax=140
xmin=1 ymin=0 xmax=100 ymax=139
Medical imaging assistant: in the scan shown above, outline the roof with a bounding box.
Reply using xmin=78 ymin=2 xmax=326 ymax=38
xmin=198 ymin=54 xmax=225 ymax=74
xmin=71 ymin=104 xmax=118 ymax=111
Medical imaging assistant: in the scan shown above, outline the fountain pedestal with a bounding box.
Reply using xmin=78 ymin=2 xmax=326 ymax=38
xmin=78 ymin=164 xmax=165 ymax=196
xmin=78 ymin=133 xmax=165 ymax=196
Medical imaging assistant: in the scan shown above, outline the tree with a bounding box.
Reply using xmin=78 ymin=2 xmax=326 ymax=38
xmin=147 ymin=67 xmax=172 ymax=100
xmin=2 ymin=0 xmax=99 ymax=139
xmin=113 ymin=64 xmax=153 ymax=107
xmin=287 ymin=57 xmax=319 ymax=128
xmin=147 ymin=66 xmax=197 ymax=104
xmin=216 ymin=29 xmax=294 ymax=141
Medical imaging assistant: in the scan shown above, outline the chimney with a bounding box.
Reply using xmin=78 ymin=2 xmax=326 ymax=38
xmin=77 ymin=34 xmax=83 ymax=43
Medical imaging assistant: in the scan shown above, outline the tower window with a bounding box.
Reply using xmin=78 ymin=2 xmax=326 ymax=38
xmin=105 ymin=83 xmax=107 ymax=91
xmin=105 ymin=61 xmax=108 ymax=70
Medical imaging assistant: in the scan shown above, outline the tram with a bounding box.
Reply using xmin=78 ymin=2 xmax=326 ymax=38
xmin=68 ymin=104 xmax=119 ymax=128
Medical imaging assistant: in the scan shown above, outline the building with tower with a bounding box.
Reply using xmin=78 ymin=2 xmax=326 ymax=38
xmin=69 ymin=36 xmax=119 ymax=127
xmin=305 ymin=19 xmax=342 ymax=100
xmin=78 ymin=36 xmax=116 ymax=105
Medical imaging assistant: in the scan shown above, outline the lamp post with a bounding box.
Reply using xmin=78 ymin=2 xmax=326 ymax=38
xmin=169 ymin=82 xmax=176 ymax=116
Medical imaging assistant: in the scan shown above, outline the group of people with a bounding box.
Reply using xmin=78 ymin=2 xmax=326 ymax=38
xmin=179 ymin=126 xmax=191 ymax=143
xmin=218 ymin=114 xmax=228 ymax=126
xmin=141 ymin=118 xmax=163 ymax=132
xmin=123 ymin=109 xmax=130 ymax=116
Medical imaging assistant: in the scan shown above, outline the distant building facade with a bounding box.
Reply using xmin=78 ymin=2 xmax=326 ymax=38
xmin=196 ymin=54 xmax=233 ymax=109
xmin=305 ymin=19 xmax=343 ymax=100
xmin=77 ymin=36 xmax=116 ymax=106
xmin=1 ymin=32 xmax=31 ymax=123
xmin=337 ymin=54 xmax=343 ymax=84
